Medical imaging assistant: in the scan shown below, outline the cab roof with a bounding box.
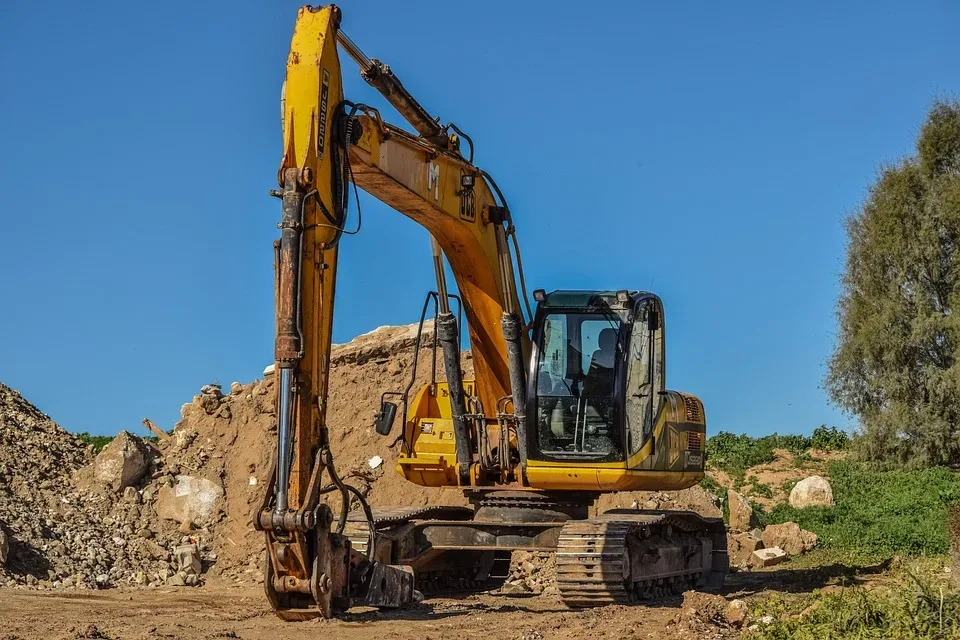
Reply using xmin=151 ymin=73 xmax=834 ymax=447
xmin=534 ymin=289 xmax=656 ymax=311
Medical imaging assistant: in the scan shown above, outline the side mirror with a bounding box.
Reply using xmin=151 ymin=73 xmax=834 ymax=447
xmin=375 ymin=399 xmax=398 ymax=436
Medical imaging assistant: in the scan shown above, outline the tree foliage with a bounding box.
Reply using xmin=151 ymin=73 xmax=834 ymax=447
xmin=827 ymin=101 xmax=960 ymax=467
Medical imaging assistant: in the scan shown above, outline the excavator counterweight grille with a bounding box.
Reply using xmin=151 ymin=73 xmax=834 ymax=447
xmin=683 ymin=397 xmax=703 ymax=422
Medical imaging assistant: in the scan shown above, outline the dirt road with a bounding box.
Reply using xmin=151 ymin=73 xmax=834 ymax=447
xmin=0 ymin=555 xmax=898 ymax=640
xmin=0 ymin=585 xmax=732 ymax=640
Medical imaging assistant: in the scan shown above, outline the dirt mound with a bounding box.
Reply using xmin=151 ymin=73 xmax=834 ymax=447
xmin=151 ymin=322 xmax=469 ymax=583
xmin=0 ymin=383 xmax=89 ymax=581
xmin=0 ymin=384 xmax=186 ymax=590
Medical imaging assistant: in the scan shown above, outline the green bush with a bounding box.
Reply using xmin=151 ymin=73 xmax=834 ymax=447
xmin=707 ymin=431 xmax=825 ymax=478
xmin=707 ymin=429 xmax=850 ymax=482
xmin=765 ymin=460 xmax=960 ymax=555
xmin=750 ymin=567 xmax=960 ymax=639
xmin=75 ymin=432 xmax=112 ymax=454
xmin=707 ymin=432 xmax=779 ymax=478
xmin=811 ymin=425 xmax=850 ymax=451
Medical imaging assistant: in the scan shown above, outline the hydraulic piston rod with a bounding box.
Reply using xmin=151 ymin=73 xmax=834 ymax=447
xmin=275 ymin=367 xmax=294 ymax=514
xmin=273 ymin=167 xmax=304 ymax=519
xmin=335 ymin=30 xmax=450 ymax=149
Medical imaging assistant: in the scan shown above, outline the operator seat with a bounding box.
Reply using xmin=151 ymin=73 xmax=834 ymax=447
xmin=585 ymin=327 xmax=617 ymax=397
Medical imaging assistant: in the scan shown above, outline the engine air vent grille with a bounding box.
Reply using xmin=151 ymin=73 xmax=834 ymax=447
xmin=687 ymin=431 xmax=703 ymax=451
xmin=684 ymin=397 xmax=703 ymax=422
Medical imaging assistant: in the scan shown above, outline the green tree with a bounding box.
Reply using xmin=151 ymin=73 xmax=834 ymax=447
xmin=827 ymin=101 xmax=960 ymax=467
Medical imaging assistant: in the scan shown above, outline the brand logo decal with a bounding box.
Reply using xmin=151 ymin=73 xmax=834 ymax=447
xmin=318 ymin=69 xmax=330 ymax=159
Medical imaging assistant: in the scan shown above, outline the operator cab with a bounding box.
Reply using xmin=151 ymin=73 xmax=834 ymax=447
xmin=526 ymin=290 xmax=665 ymax=464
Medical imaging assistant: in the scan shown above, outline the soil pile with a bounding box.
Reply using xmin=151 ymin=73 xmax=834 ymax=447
xmin=148 ymin=321 xmax=470 ymax=583
xmin=0 ymin=384 xmax=189 ymax=589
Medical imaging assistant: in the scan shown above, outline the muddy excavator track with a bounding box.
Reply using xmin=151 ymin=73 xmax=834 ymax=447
xmin=556 ymin=511 xmax=727 ymax=608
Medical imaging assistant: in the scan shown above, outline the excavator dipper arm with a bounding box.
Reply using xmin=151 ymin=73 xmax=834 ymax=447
xmin=255 ymin=5 xmax=528 ymax=619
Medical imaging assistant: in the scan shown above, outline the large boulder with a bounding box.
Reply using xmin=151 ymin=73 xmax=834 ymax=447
xmin=94 ymin=431 xmax=150 ymax=490
xmin=761 ymin=522 xmax=817 ymax=556
xmin=789 ymin=476 xmax=834 ymax=509
xmin=155 ymin=475 xmax=224 ymax=526
xmin=727 ymin=531 xmax=764 ymax=567
xmin=727 ymin=490 xmax=754 ymax=531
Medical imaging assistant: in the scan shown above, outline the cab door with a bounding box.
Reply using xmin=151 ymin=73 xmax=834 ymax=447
xmin=624 ymin=299 xmax=663 ymax=462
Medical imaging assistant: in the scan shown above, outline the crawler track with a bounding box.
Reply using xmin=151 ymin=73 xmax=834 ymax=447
xmin=342 ymin=506 xmax=726 ymax=607
xmin=556 ymin=511 xmax=726 ymax=608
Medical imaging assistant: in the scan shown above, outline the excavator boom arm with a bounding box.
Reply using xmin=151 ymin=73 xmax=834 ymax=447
xmin=256 ymin=4 xmax=528 ymax=619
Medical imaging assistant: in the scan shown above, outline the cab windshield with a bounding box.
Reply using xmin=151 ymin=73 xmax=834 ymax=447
xmin=534 ymin=311 xmax=622 ymax=460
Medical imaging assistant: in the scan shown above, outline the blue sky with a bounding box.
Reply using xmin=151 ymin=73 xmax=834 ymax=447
xmin=1 ymin=1 xmax=957 ymax=438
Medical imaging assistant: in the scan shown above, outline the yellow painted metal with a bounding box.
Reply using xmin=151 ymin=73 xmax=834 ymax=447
xmin=349 ymin=120 xmax=521 ymax=415
xmin=277 ymin=5 xmax=344 ymax=507
xmin=489 ymin=391 xmax=705 ymax=491
xmin=395 ymin=381 xmax=473 ymax=485
xmin=276 ymin=5 xmax=708 ymax=498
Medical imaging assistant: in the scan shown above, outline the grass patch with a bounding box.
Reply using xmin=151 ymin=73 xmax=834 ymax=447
xmin=747 ymin=561 xmax=959 ymax=639
xmin=765 ymin=460 xmax=960 ymax=556
xmin=751 ymin=480 xmax=774 ymax=499
xmin=776 ymin=546 xmax=893 ymax=571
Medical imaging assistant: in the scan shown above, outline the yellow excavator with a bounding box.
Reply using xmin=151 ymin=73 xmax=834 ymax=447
xmin=255 ymin=5 xmax=726 ymax=620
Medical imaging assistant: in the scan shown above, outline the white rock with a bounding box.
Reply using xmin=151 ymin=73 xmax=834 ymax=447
xmin=154 ymin=475 xmax=224 ymax=526
xmin=750 ymin=547 xmax=787 ymax=567
xmin=368 ymin=455 xmax=384 ymax=470
xmin=789 ymin=475 xmax=835 ymax=508
xmin=248 ymin=477 xmax=258 ymax=486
